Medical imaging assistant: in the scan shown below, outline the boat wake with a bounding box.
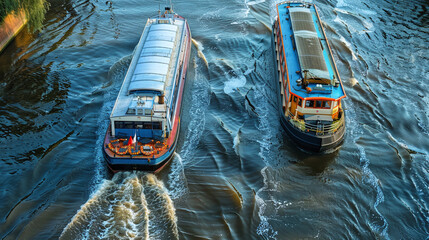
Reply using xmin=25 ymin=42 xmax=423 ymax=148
xmin=60 ymin=172 xmax=179 ymax=240
xmin=358 ymin=145 xmax=390 ymax=239
xmin=245 ymin=0 xmax=266 ymax=6
xmin=191 ymin=39 xmax=208 ymax=67
xmin=166 ymin=153 xmax=188 ymax=200
xmin=249 ymin=40 xmax=282 ymax=239
xmin=255 ymin=167 xmax=278 ymax=240
xmin=347 ymin=100 xmax=390 ymax=239
xmin=60 ymin=47 xmax=209 ymax=239
xmin=179 ymin=55 xmax=211 ymax=162
xmin=223 ymin=67 xmax=252 ymax=95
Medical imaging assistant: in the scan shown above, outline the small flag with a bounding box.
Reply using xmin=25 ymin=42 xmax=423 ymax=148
xmin=133 ymin=132 xmax=137 ymax=144
xmin=127 ymin=136 xmax=133 ymax=146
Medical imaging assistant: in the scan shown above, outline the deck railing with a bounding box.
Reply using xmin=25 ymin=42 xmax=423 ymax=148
xmin=286 ymin=111 xmax=344 ymax=136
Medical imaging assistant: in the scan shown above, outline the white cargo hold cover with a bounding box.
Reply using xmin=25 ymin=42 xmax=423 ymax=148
xmin=127 ymin=24 xmax=178 ymax=94
xmin=110 ymin=15 xmax=187 ymax=119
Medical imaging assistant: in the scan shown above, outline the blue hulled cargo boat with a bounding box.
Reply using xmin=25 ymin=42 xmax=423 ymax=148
xmin=272 ymin=1 xmax=346 ymax=151
xmin=103 ymin=7 xmax=191 ymax=172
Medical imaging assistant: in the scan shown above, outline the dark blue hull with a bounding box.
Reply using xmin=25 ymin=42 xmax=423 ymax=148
xmin=279 ymin=113 xmax=345 ymax=152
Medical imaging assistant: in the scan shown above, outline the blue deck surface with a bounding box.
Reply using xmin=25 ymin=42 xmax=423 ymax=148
xmin=277 ymin=3 xmax=345 ymax=100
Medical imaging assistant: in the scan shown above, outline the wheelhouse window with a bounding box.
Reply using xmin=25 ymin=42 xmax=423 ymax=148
xmin=115 ymin=121 xmax=124 ymax=129
xmin=152 ymin=122 xmax=161 ymax=130
xmin=124 ymin=122 xmax=134 ymax=129
xmin=305 ymin=100 xmax=332 ymax=109
xmin=115 ymin=121 xmax=162 ymax=130
xmin=305 ymin=100 xmax=314 ymax=108
xmin=323 ymin=101 xmax=331 ymax=109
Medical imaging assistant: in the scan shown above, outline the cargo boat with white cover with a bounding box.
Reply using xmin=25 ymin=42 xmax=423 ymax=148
xmin=272 ymin=1 xmax=347 ymax=151
xmin=103 ymin=7 xmax=191 ymax=172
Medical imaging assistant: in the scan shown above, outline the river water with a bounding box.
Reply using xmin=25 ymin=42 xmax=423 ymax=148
xmin=0 ymin=0 xmax=428 ymax=239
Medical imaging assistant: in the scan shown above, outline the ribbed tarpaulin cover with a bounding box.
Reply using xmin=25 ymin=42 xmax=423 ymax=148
xmin=128 ymin=24 xmax=178 ymax=94
xmin=290 ymin=7 xmax=330 ymax=81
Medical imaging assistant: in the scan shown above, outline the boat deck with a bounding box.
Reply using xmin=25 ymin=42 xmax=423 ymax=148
xmin=111 ymin=17 xmax=185 ymax=119
xmin=277 ymin=3 xmax=345 ymax=100
xmin=104 ymin=132 xmax=170 ymax=160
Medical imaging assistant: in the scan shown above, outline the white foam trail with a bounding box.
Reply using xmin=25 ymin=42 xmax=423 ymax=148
xmin=334 ymin=4 xmax=376 ymax=34
xmin=167 ymin=153 xmax=188 ymax=199
xmin=245 ymin=0 xmax=266 ymax=6
xmin=350 ymin=77 xmax=358 ymax=86
xmin=61 ymin=172 xmax=181 ymax=239
xmin=255 ymin=167 xmax=278 ymax=239
xmin=244 ymin=67 xmax=253 ymax=75
xmin=335 ymin=0 xmax=376 ymax=16
xmin=191 ymin=39 xmax=208 ymax=67
xmin=386 ymin=131 xmax=425 ymax=155
xmin=339 ymin=34 xmax=357 ymax=61
xmin=179 ymin=56 xmax=210 ymax=161
xmin=224 ymin=72 xmax=247 ymax=94
xmin=410 ymin=155 xmax=429 ymax=225
xmin=144 ymin=174 xmax=179 ymax=239
xmin=140 ymin=185 xmax=150 ymax=239
xmin=254 ymin=85 xmax=279 ymax=165
xmin=358 ymin=146 xmax=390 ymax=239
xmin=347 ymin=96 xmax=390 ymax=239
xmin=336 ymin=0 xmax=348 ymax=8
xmin=215 ymin=34 xmax=221 ymax=41
xmin=166 ymin=55 xmax=210 ymax=202
xmin=252 ymin=50 xmax=281 ymax=238
xmin=97 ymin=173 xmax=151 ymax=240
xmin=233 ymin=129 xmax=240 ymax=156
xmin=60 ymin=179 xmax=115 ymax=239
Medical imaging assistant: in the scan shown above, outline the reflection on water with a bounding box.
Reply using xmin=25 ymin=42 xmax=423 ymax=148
xmin=0 ymin=0 xmax=428 ymax=239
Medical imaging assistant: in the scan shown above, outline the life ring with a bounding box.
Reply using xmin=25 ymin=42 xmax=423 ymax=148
xmin=110 ymin=138 xmax=127 ymax=143
xmin=129 ymin=146 xmax=141 ymax=155
xmin=108 ymin=139 xmax=142 ymax=155
xmin=140 ymin=145 xmax=154 ymax=156
xmin=116 ymin=147 xmax=128 ymax=155
xmin=154 ymin=141 xmax=168 ymax=151
xmin=107 ymin=138 xmax=167 ymax=156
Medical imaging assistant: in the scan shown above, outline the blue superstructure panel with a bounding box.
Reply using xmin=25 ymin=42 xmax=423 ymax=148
xmin=277 ymin=3 xmax=345 ymax=100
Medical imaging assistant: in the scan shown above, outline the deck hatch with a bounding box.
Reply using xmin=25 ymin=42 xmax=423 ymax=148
xmin=290 ymin=8 xmax=330 ymax=81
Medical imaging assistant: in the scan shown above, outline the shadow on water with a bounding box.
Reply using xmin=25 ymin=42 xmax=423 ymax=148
xmin=286 ymin=147 xmax=340 ymax=176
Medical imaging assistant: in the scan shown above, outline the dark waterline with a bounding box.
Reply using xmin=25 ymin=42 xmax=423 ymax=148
xmin=0 ymin=0 xmax=428 ymax=239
